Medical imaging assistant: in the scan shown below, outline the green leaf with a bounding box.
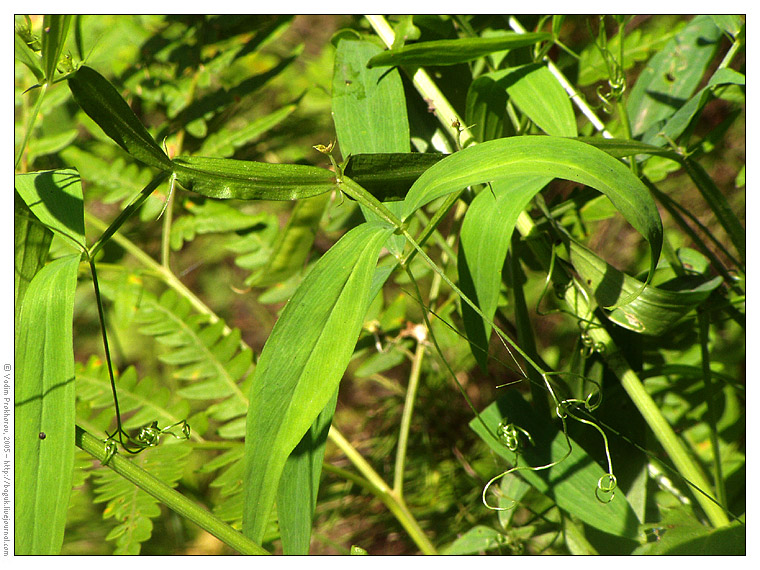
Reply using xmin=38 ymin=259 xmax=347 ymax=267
xmin=682 ymin=157 xmax=745 ymax=264
xmin=657 ymin=68 xmax=745 ymax=147
xmin=67 ymin=65 xmax=173 ymax=171
xmin=470 ymin=389 xmax=640 ymax=539
xmin=15 ymin=169 xmax=86 ymax=251
xmin=14 ymin=191 xmax=53 ymax=326
xmin=277 ymin=388 xmax=339 ymax=554
xmin=15 ymin=254 xmax=80 ymax=554
xmin=243 ymin=222 xmax=393 ymax=543
xmin=634 ymin=505 xmax=744 ymax=554
xmin=41 ymin=15 xmax=72 ymax=83
xmin=341 ymin=153 xmax=446 ymax=202
xmin=709 ymin=15 xmax=744 ymax=39
xmin=569 ymin=239 xmax=723 ymax=335
xmin=627 ymin=16 xmax=722 ymax=141
xmin=332 ymin=39 xmax=410 ymax=158
xmin=458 ymin=176 xmax=551 ymax=368
xmin=491 ymin=64 xmax=577 ymax=137
xmin=400 ymin=136 xmax=663 ymax=291
xmin=576 ymin=136 xmax=681 ymax=161
xmin=172 ymin=156 xmax=335 ymax=201
xmin=170 ymin=199 xmax=273 ymax=251
xmin=133 ymin=290 xmax=252 ymax=436
xmin=366 ymin=33 xmax=551 ymax=68
xmin=465 ymin=74 xmax=512 ymax=143
xmin=578 ymin=27 xmax=672 ymax=86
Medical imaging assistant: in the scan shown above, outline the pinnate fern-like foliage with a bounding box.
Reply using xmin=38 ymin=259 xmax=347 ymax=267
xmin=92 ymin=443 xmax=192 ymax=554
xmin=134 ymin=289 xmax=254 ymax=439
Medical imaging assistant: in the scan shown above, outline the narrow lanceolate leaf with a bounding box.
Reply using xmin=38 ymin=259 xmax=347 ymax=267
xmin=569 ymin=240 xmax=723 ymax=335
xmin=400 ymin=136 xmax=663 ymax=294
xmin=41 ymin=15 xmax=72 ymax=83
xmin=15 ymin=169 xmax=86 ymax=251
xmin=682 ymin=157 xmax=745 ymax=265
xmin=15 ymin=254 xmax=80 ymax=554
xmin=577 ymin=137 xmax=681 ymax=161
xmin=243 ymin=222 xmax=393 ymax=543
xmin=172 ymin=156 xmax=336 ymax=201
xmin=67 ymin=65 xmax=173 ymax=171
xmin=470 ymin=389 xmax=640 ymax=539
xmin=366 ymin=33 xmax=551 ymax=68
xmin=458 ymin=176 xmax=551 ymax=368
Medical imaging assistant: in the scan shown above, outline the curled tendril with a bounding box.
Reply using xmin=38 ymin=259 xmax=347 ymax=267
xmin=102 ymin=419 xmax=191 ymax=464
xmin=595 ymin=473 xmax=617 ymax=503
xmin=102 ymin=439 xmax=118 ymax=466
xmin=497 ymin=420 xmax=534 ymax=452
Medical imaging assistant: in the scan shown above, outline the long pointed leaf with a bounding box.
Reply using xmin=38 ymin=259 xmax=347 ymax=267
xmin=243 ymin=222 xmax=393 ymax=543
xmin=401 ymin=136 xmax=663 ymax=294
xmin=366 ymin=33 xmax=551 ymax=68
xmin=172 ymin=156 xmax=335 ymax=201
xmin=15 ymin=254 xmax=80 ymax=554
xmin=41 ymin=15 xmax=72 ymax=83
xmin=277 ymin=388 xmax=339 ymax=554
xmin=458 ymin=176 xmax=551 ymax=368
xmin=67 ymin=65 xmax=173 ymax=171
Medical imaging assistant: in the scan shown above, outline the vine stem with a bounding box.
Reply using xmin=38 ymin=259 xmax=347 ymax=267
xmin=327 ymin=427 xmax=437 ymax=555
xmin=75 ymin=425 xmax=269 ymax=555
xmin=393 ymin=339 xmax=425 ymax=498
xmin=364 ymin=14 xmax=731 ymax=529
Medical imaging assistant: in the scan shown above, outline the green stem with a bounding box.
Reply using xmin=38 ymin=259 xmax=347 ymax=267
xmin=328 ymin=427 xmax=438 ymax=555
xmin=88 ymin=171 xmax=171 ymax=261
xmin=393 ymin=335 xmax=425 ymax=498
xmin=75 ymin=425 xmax=269 ymax=555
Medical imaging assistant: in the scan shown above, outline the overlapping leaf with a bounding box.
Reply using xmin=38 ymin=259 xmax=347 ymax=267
xmin=402 ymin=136 xmax=663 ymax=302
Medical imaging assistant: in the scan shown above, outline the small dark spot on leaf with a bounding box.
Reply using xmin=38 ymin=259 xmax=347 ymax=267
xmin=39 ymin=432 xmax=46 ymax=440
